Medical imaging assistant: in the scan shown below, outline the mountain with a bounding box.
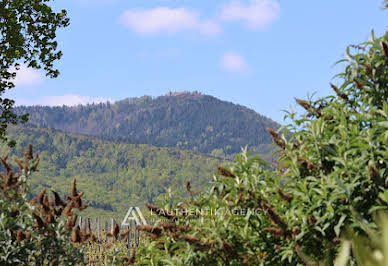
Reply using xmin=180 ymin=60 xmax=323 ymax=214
xmin=15 ymin=92 xmax=280 ymax=158
xmin=1 ymin=125 xmax=223 ymax=218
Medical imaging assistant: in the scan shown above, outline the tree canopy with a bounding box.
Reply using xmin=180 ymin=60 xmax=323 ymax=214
xmin=0 ymin=0 xmax=69 ymax=146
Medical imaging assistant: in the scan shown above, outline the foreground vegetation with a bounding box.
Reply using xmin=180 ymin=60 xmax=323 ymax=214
xmin=0 ymin=145 xmax=86 ymax=265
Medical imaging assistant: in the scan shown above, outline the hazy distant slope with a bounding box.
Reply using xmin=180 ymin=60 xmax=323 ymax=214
xmin=1 ymin=125 xmax=222 ymax=217
xmin=15 ymin=92 xmax=280 ymax=156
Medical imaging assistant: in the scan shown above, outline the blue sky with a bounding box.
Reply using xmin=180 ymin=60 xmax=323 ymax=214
xmin=7 ymin=0 xmax=387 ymax=123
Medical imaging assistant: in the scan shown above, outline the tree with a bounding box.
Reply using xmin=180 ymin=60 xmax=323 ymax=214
xmin=0 ymin=0 xmax=69 ymax=146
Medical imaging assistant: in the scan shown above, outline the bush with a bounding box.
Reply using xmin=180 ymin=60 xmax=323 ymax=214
xmin=133 ymin=5 xmax=388 ymax=266
xmin=0 ymin=144 xmax=87 ymax=265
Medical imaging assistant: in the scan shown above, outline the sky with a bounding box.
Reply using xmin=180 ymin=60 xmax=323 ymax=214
xmin=6 ymin=0 xmax=387 ymax=123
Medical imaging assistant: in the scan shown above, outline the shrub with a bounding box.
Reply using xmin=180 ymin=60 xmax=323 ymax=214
xmin=134 ymin=4 xmax=388 ymax=266
xmin=0 ymin=144 xmax=87 ymax=265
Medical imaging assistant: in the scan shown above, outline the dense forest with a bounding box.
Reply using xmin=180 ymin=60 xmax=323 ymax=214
xmin=0 ymin=125 xmax=223 ymax=218
xmin=15 ymin=92 xmax=279 ymax=158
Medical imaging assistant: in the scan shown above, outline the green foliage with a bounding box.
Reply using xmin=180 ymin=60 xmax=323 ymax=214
xmin=15 ymin=92 xmax=279 ymax=158
xmin=335 ymin=212 xmax=388 ymax=266
xmin=133 ymin=14 xmax=388 ymax=266
xmin=0 ymin=145 xmax=85 ymax=265
xmin=0 ymin=125 xmax=223 ymax=218
xmin=0 ymin=0 xmax=69 ymax=145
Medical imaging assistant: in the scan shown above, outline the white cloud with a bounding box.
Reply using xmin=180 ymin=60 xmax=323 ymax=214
xmin=16 ymin=94 xmax=113 ymax=107
xmin=220 ymin=52 xmax=248 ymax=73
xmin=12 ymin=64 xmax=44 ymax=87
xmin=220 ymin=0 xmax=280 ymax=29
xmin=77 ymin=0 xmax=116 ymax=4
xmin=118 ymin=7 xmax=221 ymax=36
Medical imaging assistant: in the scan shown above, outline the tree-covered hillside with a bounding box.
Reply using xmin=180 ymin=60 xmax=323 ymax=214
xmin=15 ymin=92 xmax=279 ymax=157
xmin=1 ymin=125 xmax=223 ymax=218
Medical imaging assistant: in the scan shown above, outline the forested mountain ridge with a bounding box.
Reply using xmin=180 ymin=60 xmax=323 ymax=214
xmin=15 ymin=92 xmax=280 ymax=157
xmin=1 ymin=125 xmax=223 ymax=218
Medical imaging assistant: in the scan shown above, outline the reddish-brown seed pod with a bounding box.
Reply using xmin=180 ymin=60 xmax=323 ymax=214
xmin=365 ymin=64 xmax=373 ymax=74
xmin=222 ymin=241 xmax=234 ymax=254
xmin=78 ymin=204 xmax=88 ymax=211
xmin=183 ymin=234 xmax=199 ymax=244
xmin=42 ymin=194 xmax=50 ymax=208
xmin=112 ymin=223 xmax=120 ymax=240
xmin=263 ymin=227 xmax=285 ymax=238
xmin=16 ymin=230 xmax=28 ymax=241
xmin=54 ymin=207 xmax=63 ymax=217
xmin=15 ymin=158 xmax=24 ymax=171
xmin=295 ymin=98 xmax=322 ymax=117
xmin=44 ymin=213 xmax=55 ymax=224
xmin=137 ymin=225 xmax=162 ymax=235
xmin=277 ymin=188 xmax=293 ymax=203
xmin=66 ymin=214 xmax=78 ymax=230
xmin=63 ymin=201 xmax=74 ymax=216
xmin=4 ymin=171 xmax=16 ymax=187
xmin=49 ymin=259 xmax=58 ymax=266
xmin=122 ymin=250 xmax=136 ymax=265
xmin=52 ymin=191 xmax=66 ymax=207
xmin=160 ymin=222 xmax=176 ymax=231
xmin=266 ymin=128 xmax=286 ymax=149
xmin=382 ymin=41 xmax=388 ymax=58
xmin=120 ymin=229 xmax=130 ymax=238
xmin=38 ymin=188 xmax=47 ymax=205
xmin=186 ymin=180 xmax=191 ymax=192
xmin=368 ymin=163 xmax=380 ymax=180
xmin=32 ymin=212 xmax=46 ymax=229
xmin=71 ymin=226 xmax=81 ymax=243
xmin=330 ymin=83 xmax=349 ymax=102
xmin=178 ymin=225 xmax=191 ymax=232
xmin=72 ymin=178 xmax=78 ymax=197
xmin=145 ymin=203 xmax=159 ymax=212
xmin=355 ymin=80 xmax=365 ymax=90
xmin=216 ymin=165 xmax=236 ymax=178
xmin=333 ymin=237 xmax=341 ymax=244
xmin=242 ymin=254 xmax=250 ymax=265
xmin=262 ymin=202 xmax=287 ymax=229
xmin=308 ymin=216 xmax=317 ymax=225
xmin=1 ymin=157 xmax=11 ymax=175
xmin=89 ymin=233 xmax=96 ymax=243
xmin=30 ymin=155 xmax=40 ymax=171
xmin=292 ymin=226 xmax=300 ymax=240
xmin=24 ymin=144 xmax=33 ymax=160
xmin=295 ymin=98 xmax=311 ymax=111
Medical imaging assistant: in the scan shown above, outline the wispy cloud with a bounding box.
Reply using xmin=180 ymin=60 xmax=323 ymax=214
xmin=77 ymin=0 xmax=116 ymax=5
xmin=220 ymin=52 xmax=249 ymax=73
xmin=220 ymin=0 xmax=280 ymax=29
xmin=16 ymin=94 xmax=113 ymax=107
xmin=12 ymin=64 xmax=44 ymax=87
xmin=118 ymin=7 xmax=221 ymax=36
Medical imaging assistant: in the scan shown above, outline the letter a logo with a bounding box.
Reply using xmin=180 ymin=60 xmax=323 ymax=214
xmin=122 ymin=206 xmax=147 ymax=226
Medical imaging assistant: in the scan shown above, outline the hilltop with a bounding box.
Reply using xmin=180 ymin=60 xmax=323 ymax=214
xmin=15 ymin=92 xmax=280 ymax=159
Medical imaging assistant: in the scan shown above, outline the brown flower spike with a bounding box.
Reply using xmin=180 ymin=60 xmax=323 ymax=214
xmin=217 ymin=165 xmax=236 ymax=178
xmin=266 ymin=128 xmax=286 ymax=149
